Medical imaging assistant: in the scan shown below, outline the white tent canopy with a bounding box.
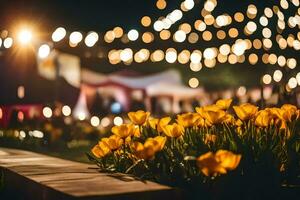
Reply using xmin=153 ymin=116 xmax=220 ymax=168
xmin=146 ymin=82 xmax=203 ymax=99
xmin=81 ymin=69 xmax=182 ymax=89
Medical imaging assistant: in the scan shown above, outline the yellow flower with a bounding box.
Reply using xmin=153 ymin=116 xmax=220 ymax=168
xmin=102 ymin=135 xmax=124 ymax=151
xmin=195 ymin=117 xmax=206 ymax=127
xmin=281 ymin=104 xmax=298 ymax=122
xmin=196 ymin=152 xmax=227 ymax=176
xmin=255 ymin=110 xmax=273 ymax=127
xmin=91 ymin=142 xmax=111 ymax=158
xmin=130 ymin=142 xmax=152 ymax=160
xmin=131 ymin=137 xmax=166 ymax=160
xmin=268 ymin=108 xmax=291 ymax=124
xmin=111 ymin=124 xmax=136 ymax=138
xmin=144 ymin=136 xmax=167 ymax=152
xmin=148 ymin=117 xmax=172 ymax=132
xmin=176 ymin=113 xmax=201 ymax=128
xmin=196 ymin=150 xmax=241 ymax=176
xmin=215 ymin=150 xmax=241 ymax=171
xmin=235 ymin=119 xmax=243 ymax=127
xmin=128 ymin=110 xmax=150 ymax=125
xmin=162 ymin=123 xmax=184 ymax=138
xmin=216 ymin=99 xmax=232 ymax=110
xmin=204 ymin=134 xmax=217 ymax=144
xmin=148 ymin=118 xmax=159 ymax=129
xmin=233 ymin=103 xmax=258 ymax=121
xmin=223 ymin=114 xmax=235 ymax=124
xmin=196 ymin=106 xmax=227 ymax=125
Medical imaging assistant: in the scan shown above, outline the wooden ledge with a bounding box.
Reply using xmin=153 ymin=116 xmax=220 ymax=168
xmin=0 ymin=148 xmax=181 ymax=200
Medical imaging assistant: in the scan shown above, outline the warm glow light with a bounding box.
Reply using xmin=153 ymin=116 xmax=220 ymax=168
xmin=203 ymin=48 xmax=217 ymax=59
xmin=262 ymin=74 xmax=272 ymax=84
xmin=101 ymin=117 xmax=111 ymax=127
xmin=52 ymin=27 xmax=66 ymax=42
xmin=188 ymin=77 xmax=199 ymax=88
xmin=174 ymin=30 xmax=186 ymax=42
xmin=165 ymin=48 xmax=177 ymax=63
xmin=128 ymin=29 xmax=139 ymax=41
xmin=190 ymin=50 xmax=202 ymax=63
xmin=17 ymin=86 xmax=25 ymax=99
xmin=120 ymin=48 xmax=133 ymax=62
xmin=43 ymin=107 xmax=53 ymax=118
xmin=38 ymin=44 xmax=51 ymax=59
xmin=273 ymin=70 xmax=283 ymax=82
xmin=237 ymin=86 xmax=247 ymax=96
xmin=62 ymin=105 xmax=71 ymax=116
xmin=3 ymin=37 xmax=13 ymax=48
xmin=113 ymin=116 xmax=123 ymax=126
xmin=288 ymin=77 xmax=298 ymax=89
xmin=69 ymin=31 xmax=83 ymax=44
xmin=85 ymin=32 xmax=99 ymax=47
xmin=287 ymin=58 xmax=297 ymax=69
xmin=91 ymin=116 xmax=100 ymax=127
xmin=18 ymin=29 xmax=32 ymax=44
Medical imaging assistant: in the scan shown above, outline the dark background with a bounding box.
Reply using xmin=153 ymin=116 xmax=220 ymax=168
xmin=0 ymin=0 xmax=298 ymax=105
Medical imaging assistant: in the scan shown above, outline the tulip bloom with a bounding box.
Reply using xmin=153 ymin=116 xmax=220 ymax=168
xmin=128 ymin=110 xmax=150 ymax=125
xmin=216 ymin=99 xmax=232 ymax=110
xmin=176 ymin=113 xmax=201 ymax=128
xmin=131 ymin=136 xmax=166 ymax=160
xmin=197 ymin=150 xmax=241 ymax=176
xmin=102 ymin=135 xmax=124 ymax=151
xmin=162 ymin=123 xmax=184 ymax=138
xmin=233 ymin=103 xmax=258 ymax=121
xmin=111 ymin=124 xmax=139 ymax=138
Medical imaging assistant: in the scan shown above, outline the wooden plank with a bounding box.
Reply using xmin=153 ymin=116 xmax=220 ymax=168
xmin=0 ymin=148 xmax=181 ymax=200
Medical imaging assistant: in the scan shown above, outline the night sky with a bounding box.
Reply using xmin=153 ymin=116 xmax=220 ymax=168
xmin=0 ymin=0 xmax=299 ymax=104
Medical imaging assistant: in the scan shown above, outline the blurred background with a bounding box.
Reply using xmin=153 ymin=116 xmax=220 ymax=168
xmin=0 ymin=0 xmax=299 ymax=161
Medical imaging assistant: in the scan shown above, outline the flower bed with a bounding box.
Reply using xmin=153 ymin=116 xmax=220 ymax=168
xmin=88 ymin=99 xmax=300 ymax=199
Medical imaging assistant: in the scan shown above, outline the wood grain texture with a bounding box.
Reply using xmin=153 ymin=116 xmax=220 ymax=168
xmin=0 ymin=148 xmax=181 ymax=200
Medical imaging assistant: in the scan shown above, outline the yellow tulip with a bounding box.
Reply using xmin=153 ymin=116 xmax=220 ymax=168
xmin=128 ymin=110 xmax=150 ymax=125
xmin=111 ymin=124 xmax=136 ymax=138
xmin=149 ymin=117 xmax=172 ymax=132
xmin=195 ymin=117 xmax=206 ymax=127
xmin=131 ymin=142 xmax=152 ymax=160
xmin=215 ymin=150 xmax=241 ymax=171
xmin=223 ymin=114 xmax=235 ymax=124
xmin=162 ymin=123 xmax=184 ymax=138
xmin=216 ymin=99 xmax=232 ymax=110
xmin=102 ymin=135 xmax=124 ymax=151
xmin=131 ymin=136 xmax=165 ymax=160
xmin=148 ymin=118 xmax=159 ymax=129
xmin=255 ymin=110 xmax=273 ymax=127
xmin=281 ymin=104 xmax=297 ymax=122
xmin=176 ymin=113 xmax=201 ymax=128
xmin=196 ymin=150 xmax=241 ymax=176
xmin=268 ymin=108 xmax=291 ymax=123
xmin=92 ymin=142 xmax=111 ymax=158
xmin=204 ymin=134 xmax=217 ymax=144
xmin=196 ymin=106 xmax=227 ymax=125
xmin=233 ymin=103 xmax=258 ymax=121
xmin=196 ymin=152 xmax=227 ymax=176
xmin=144 ymin=136 xmax=167 ymax=152
xmin=235 ymin=119 xmax=243 ymax=127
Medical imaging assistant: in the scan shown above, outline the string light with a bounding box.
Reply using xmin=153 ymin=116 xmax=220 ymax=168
xmin=52 ymin=27 xmax=66 ymax=42
xmin=38 ymin=44 xmax=51 ymax=59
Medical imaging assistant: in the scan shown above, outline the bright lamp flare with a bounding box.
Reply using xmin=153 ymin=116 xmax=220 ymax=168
xmin=128 ymin=29 xmax=139 ymax=41
xmin=85 ymin=31 xmax=99 ymax=47
xmin=38 ymin=44 xmax=50 ymax=59
xmin=69 ymin=31 xmax=83 ymax=44
xmin=52 ymin=27 xmax=66 ymax=42
xmin=18 ymin=29 xmax=32 ymax=44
